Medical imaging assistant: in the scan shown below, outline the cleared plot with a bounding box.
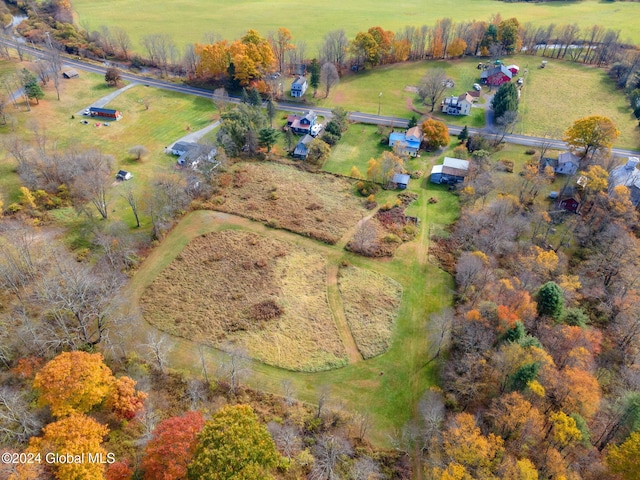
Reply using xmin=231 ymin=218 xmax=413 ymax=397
xmin=140 ymin=230 xmax=348 ymax=371
xmin=323 ymin=124 xmax=388 ymax=176
xmin=209 ymin=162 xmax=367 ymax=244
xmin=519 ymin=60 xmax=639 ymax=149
xmin=338 ymin=266 xmax=403 ymax=359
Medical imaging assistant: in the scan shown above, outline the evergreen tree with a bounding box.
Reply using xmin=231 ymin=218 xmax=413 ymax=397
xmin=408 ymin=114 xmax=418 ymax=128
xmin=308 ymin=58 xmax=321 ymax=97
xmin=458 ymin=125 xmax=469 ymax=143
xmin=21 ymin=68 xmax=44 ymax=104
xmin=248 ymin=87 xmax=262 ymax=106
xmin=240 ymin=87 xmax=250 ymax=104
xmin=258 ymin=127 xmax=279 ymax=153
xmin=491 ymin=82 xmax=519 ymax=119
xmin=537 ymin=281 xmax=564 ymax=319
xmin=266 ymin=99 xmax=277 ymax=126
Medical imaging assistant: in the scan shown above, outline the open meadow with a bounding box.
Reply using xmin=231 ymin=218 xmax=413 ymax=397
xmin=71 ymin=0 xmax=640 ymax=51
xmin=207 ymin=161 xmax=369 ymax=244
xmin=140 ymin=230 xmax=350 ymax=371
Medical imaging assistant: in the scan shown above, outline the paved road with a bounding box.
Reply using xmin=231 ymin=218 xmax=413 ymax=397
xmin=2 ymin=35 xmax=638 ymax=158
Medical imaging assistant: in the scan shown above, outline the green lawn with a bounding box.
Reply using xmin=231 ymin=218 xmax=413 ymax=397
xmin=322 ymin=124 xmax=388 ymax=176
xmin=71 ymin=0 xmax=640 ymax=52
xmin=518 ymin=59 xmax=640 ymax=150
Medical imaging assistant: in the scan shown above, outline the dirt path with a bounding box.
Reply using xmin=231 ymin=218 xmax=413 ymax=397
xmin=326 ymin=263 xmax=363 ymax=364
xmin=335 ymin=207 xmax=380 ymax=250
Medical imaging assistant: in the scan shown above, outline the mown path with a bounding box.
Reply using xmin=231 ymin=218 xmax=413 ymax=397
xmin=326 ymin=263 xmax=363 ymax=364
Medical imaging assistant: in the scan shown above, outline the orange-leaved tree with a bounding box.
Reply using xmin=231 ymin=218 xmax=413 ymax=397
xmin=142 ymin=411 xmax=205 ymax=480
xmin=421 ymin=119 xmax=450 ymax=151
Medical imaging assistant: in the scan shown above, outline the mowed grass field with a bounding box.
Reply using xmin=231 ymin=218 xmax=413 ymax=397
xmin=71 ymin=0 xmax=640 ymax=51
xmin=519 ymin=60 xmax=640 ymax=150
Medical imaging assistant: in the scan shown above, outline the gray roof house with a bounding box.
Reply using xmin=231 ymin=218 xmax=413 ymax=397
xmin=392 ymin=173 xmax=410 ymax=189
xmin=544 ymin=151 xmax=581 ymax=175
xmin=293 ymin=134 xmax=314 ymax=159
xmin=291 ymin=76 xmax=308 ymax=98
xmin=430 ymin=157 xmax=470 ymax=184
xmin=609 ymin=157 xmax=640 ymax=206
xmin=170 ymin=142 xmax=217 ymax=168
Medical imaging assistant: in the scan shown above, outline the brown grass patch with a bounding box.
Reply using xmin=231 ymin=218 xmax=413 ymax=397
xmin=206 ymin=162 xmax=367 ymax=244
xmin=140 ymin=230 xmax=348 ymax=371
xmin=338 ymin=266 xmax=403 ymax=359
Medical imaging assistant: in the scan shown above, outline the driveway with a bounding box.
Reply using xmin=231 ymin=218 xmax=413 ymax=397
xmin=166 ymin=120 xmax=220 ymax=153
xmin=76 ymin=81 xmax=138 ymax=116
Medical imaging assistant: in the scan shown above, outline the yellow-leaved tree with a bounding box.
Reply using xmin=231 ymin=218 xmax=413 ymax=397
xmin=563 ymin=115 xmax=619 ymax=161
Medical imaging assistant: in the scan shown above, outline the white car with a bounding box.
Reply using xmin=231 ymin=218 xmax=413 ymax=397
xmin=83 ymin=109 xmax=90 ymax=115
xmin=310 ymin=124 xmax=323 ymax=137
xmin=473 ymin=83 xmax=482 ymax=91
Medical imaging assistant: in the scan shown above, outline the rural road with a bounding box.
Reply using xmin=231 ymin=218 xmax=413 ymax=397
xmin=1 ymin=35 xmax=639 ymax=158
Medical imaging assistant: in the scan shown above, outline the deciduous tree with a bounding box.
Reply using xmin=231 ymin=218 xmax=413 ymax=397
xmin=563 ymin=115 xmax=619 ymax=161
xmin=417 ymin=68 xmax=448 ymax=112
xmin=606 ymin=431 xmax=640 ymax=480
xmin=104 ymin=67 xmax=121 ymax=87
xmin=320 ymin=62 xmax=339 ymax=98
xmin=421 ymin=118 xmax=450 ymax=150
xmin=142 ymin=411 xmax=205 ymax=480
xmin=187 ymin=405 xmax=279 ymax=480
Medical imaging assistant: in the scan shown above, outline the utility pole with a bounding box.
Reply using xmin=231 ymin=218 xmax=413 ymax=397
xmin=377 ymin=91 xmax=382 ymax=116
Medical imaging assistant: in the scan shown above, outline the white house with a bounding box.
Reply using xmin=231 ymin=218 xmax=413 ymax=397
xmin=291 ymin=76 xmax=308 ymax=97
xmin=441 ymin=93 xmax=473 ymax=116
xmin=609 ymin=157 xmax=640 ymax=206
xmin=430 ymin=157 xmax=470 ymax=184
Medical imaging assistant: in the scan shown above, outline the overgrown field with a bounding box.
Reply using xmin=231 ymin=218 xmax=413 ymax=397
xmin=338 ymin=266 xmax=402 ymax=359
xmin=140 ymin=230 xmax=348 ymax=371
xmin=208 ymin=162 xmax=368 ymax=244
xmin=71 ymin=0 xmax=640 ymax=51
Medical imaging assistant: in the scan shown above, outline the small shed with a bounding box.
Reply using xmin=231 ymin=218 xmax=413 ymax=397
xmin=392 ymin=173 xmax=410 ymax=190
xmin=293 ymin=134 xmax=314 ymax=159
xmin=116 ymin=170 xmax=132 ymax=181
xmin=62 ymin=69 xmax=79 ymax=79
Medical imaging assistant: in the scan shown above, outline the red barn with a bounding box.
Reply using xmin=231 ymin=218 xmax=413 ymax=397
xmin=480 ymin=65 xmax=513 ymax=87
xmin=89 ymin=107 xmax=122 ymax=120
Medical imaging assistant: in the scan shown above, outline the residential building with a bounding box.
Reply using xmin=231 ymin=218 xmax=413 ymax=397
xmin=609 ymin=157 xmax=640 ymax=206
xmin=293 ymin=134 xmax=314 ymax=159
xmin=441 ymin=93 xmax=473 ymax=116
xmin=287 ymin=111 xmax=317 ymax=135
xmin=89 ymin=107 xmax=122 ymax=120
xmin=430 ymin=157 xmax=470 ymax=184
xmin=291 ymin=76 xmax=308 ymax=97
xmin=388 ymin=126 xmax=423 ymax=157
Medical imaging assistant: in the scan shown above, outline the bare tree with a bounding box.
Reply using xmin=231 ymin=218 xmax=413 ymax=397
xmin=281 ymin=378 xmax=295 ymax=405
xmin=268 ymin=422 xmax=301 ymax=459
xmin=492 ymin=110 xmax=519 ymax=146
xmin=128 ymin=145 xmax=148 ymax=160
xmin=320 ymin=62 xmax=339 ymax=99
xmin=351 ymin=457 xmax=382 ymax=480
xmin=310 ymin=435 xmax=353 ymax=480
xmin=186 ymin=379 xmax=208 ymax=410
xmin=0 ymin=387 xmax=44 ymax=444
xmin=135 ymin=400 xmax=161 ymax=446
xmin=72 ymin=152 xmax=114 ymax=220
xmin=141 ymin=33 xmax=177 ymax=76
xmin=142 ymin=332 xmax=172 ymax=374
xmin=320 ymin=29 xmax=348 ymax=67
xmin=113 ymin=27 xmax=131 ymax=59
xmin=349 ymin=220 xmax=377 ymax=256
xmin=426 ymin=308 xmax=454 ymax=364
xmin=219 ymin=345 xmax=251 ymax=396
xmin=197 ymin=344 xmax=210 ymax=384
xmin=316 ymin=384 xmax=331 ymax=419
xmin=417 ymin=68 xmax=449 ymax=112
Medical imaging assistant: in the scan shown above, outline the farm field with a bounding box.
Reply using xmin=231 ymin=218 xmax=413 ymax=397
xmin=141 ymin=230 xmax=350 ymax=371
xmin=207 ymin=161 xmax=369 ymax=244
xmin=70 ymin=0 xmax=640 ymax=51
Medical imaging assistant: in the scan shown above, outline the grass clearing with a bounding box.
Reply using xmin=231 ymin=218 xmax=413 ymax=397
xmin=71 ymin=0 xmax=640 ymax=52
xmin=519 ymin=60 xmax=640 ymax=150
xmin=208 ymin=161 xmax=368 ymax=244
xmin=338 ymin=266 xmax=403 ymax=359
xmin=322 ymin=124 xmax=388 ymax=176
xmin=140 ymin=230 xmax=348 ymax=371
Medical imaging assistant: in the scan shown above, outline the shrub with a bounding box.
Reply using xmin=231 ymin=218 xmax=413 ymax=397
xmin=525 ymin=149 xmax=536 ymax=155
xmin=266 ymin=219 xmax=279 ymax=228
xmin=383 ymin=234 xmax=402 ymax=244
xmin=322 ymin=132 xmax=340 ymax=146
xmin=324 ymin=121 xmax=341 ymax=137
xmin=249 ymin=300 xmax=283 ymax=322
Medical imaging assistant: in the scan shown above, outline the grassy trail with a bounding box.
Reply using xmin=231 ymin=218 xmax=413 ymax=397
xmin=326 ymin=264 xmax=363 ymax=364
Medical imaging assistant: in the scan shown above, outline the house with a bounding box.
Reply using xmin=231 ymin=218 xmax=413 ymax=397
xmin=116 ymin=170 xmax=132 ymax=181
xmin=392 ymin=173 xmax=410 ymax=190
xmin=557 ymin=185 xmax=581 ymax=213
xmin=89 ymin=107 xmax=122 ymax=120
xmin=388 ymin=126 xmax=423 ymax=157
xmin=480 ymin=65 xmax=513 ymax=86
xmin=466 ymin=90 xmax=481 ymax=101
xmin=170 ymin=142 xmax=217 ymax=167
xmin=291 ymin=76 xmax=308 ymax=98
xmin=544 ymin=151 xmax=580 ymax=175
xmin=609 ymin=157 xmax=640 ymax=206
xmin=293 ymin=134 xmax=314 ymax=159
xmin=287 ymin=111 xmax=317 ymax=135
xmin=441 ymin=93 xmax=473 ymax=116
xmin=430 ymin=157 xmax=470 ymax=184
xmin=62 ymin=69 xmax=79 ymax=79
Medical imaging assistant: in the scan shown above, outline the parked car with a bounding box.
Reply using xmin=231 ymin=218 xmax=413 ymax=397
xmin=83 ymin=109 xmax=90 ymax=115
xmin=473 ymin=83 xmax=482 ymax=91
